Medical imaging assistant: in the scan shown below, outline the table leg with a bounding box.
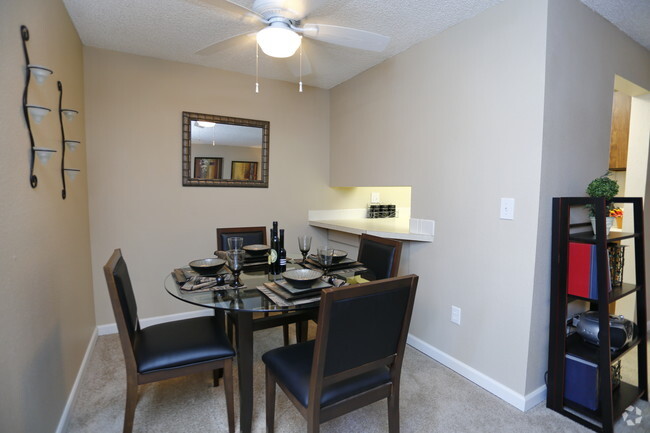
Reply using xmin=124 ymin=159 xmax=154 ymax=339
xmin=295 ymin=320 xmax=309 ymax=342
xmin=236 ymin=311 xmax=254 ymax=433
xmin=213 ymin=309 xmax=226 ymax=385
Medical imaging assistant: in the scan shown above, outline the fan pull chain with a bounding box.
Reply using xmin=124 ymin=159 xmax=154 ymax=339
xmin=255 ymin=43 xmax=260 ymax=94
xmin=299 ymin=44 xmax=303 ymax=93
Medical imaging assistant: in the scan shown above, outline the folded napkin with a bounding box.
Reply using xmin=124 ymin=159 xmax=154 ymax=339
xmin=346 ymin=275 xmax=370 ymax=285
xmin=180 ymin=276 xmax=243 ymax=292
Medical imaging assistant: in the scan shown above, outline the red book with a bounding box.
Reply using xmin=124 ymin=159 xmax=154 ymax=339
xmin=567 ymin=242 xmax=591 ymax=297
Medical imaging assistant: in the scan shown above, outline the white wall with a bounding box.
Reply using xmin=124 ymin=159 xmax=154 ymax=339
xmin=330 ymin=0 xmax=549 ymax=400
xmin=84 ymin=48 xmax=359 ymax=325
xmin=0 ymin=1 xmax=94 ymax=431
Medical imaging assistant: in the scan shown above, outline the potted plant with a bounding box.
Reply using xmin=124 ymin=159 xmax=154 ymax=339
xmin=586 ymin=172 xmax=619 ymax=234
xmin=610 ymin=207 xmax=624 ymax=228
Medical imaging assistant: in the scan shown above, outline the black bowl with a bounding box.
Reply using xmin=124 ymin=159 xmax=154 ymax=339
xmin=189 ymin=258 xmax=226 ymax=275
xmin=331 ymin=249 xmax=348 ymax=263
xmin=282 ymin=268 xmax=324 ymax=288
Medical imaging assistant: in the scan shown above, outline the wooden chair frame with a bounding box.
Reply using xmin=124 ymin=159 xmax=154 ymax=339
xmin=104 ymin=249 xmax=235 ymax=433
xmin=266 ymin=274 xmax=419 ymax=433
xmin=358 ymin=233 xmax=403 ymax=279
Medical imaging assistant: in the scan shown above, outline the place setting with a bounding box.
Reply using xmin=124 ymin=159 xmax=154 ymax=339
xmin=176 ymin=246 xmax=248 ymax=292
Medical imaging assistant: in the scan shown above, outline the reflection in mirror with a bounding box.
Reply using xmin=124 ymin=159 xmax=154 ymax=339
xmin=182 ymin=112 xmax=269 ymax=187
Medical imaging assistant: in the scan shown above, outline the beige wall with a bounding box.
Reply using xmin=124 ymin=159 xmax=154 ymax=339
xmin=532 ymin=0 xmax=650 ymax=392
xmin=330 ymin=0 xmax=549 ymax=398
xmin=0 ymin=0 xmax=94 ymax=432
xmin=83 ymin=48 xmax=349 ymax=325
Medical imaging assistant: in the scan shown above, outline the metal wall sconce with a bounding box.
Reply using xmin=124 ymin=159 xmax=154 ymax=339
xmin=64 ymin=140 xmax=80 ymax=152
xmin=25 ymin=105 xmax=51 ymax=124
xmin=61 ymin=109 xmax=78 ymax=121
xmin=58 ymin=80 xmax=81 ymax=199
xmin=33 ymin=148 xmax=56 ymax=164
xmin=21 ymin=25 xmax=55 ymax=188
xmin=27 ymin=65 xmax=52 ymax=84
xmin=64 ymin=168 xmax=80 ymax=181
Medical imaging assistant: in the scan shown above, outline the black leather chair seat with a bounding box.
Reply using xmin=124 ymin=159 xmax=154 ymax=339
xmin=135 ymin=316 xmax=235 ymax=374
xmin=262 ymin=340 xmax=391 ymax=408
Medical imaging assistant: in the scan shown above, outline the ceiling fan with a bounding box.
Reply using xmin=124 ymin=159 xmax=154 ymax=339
xmin=196 ymin=0 xmax=391 ymax=59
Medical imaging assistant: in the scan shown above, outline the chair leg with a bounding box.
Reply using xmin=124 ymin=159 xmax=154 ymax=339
xmin=222 ymin=359 xmax=235 ymax=433
xmin=227 ymin=314 xmax=236 ymax=347
xmin=265 ymin=367 xmax=276 ymax=433
xmin=307 ymin=415 xmax=320 ymax=433
xmin=387 ymin=389 xmax=400 ymax=433
xmin=123 ymin=376 xmax=138 ymax=433
xmin=282 ymin=324 xmax=290 ymax=346
xmin=213 ymin=368 xmax=222 ymax=387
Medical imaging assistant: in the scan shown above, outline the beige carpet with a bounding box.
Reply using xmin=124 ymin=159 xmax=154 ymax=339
xmin=66 ymin=325 xmax=648 ymax=433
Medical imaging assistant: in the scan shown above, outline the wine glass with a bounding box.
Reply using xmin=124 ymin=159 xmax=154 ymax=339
xmin=227 ymin=236 xmax=244 ymax=251
xmin=317 ymin=246 xmax=334 ymax=276
xmin=298 ymin=235 xmax=312 ymax=263
xmin=226 ymin=250 xmax=245 ymax=287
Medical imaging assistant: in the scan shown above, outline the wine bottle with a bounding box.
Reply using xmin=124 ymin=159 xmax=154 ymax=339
xmin=269 ymin=221 xmax=280 ymax=275
xmin=279 ymin=229 xmax=287 ymax=272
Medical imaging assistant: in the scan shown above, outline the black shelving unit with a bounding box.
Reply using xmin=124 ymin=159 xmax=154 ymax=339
xmin=547 ymin=197 xmax=648 ymax=432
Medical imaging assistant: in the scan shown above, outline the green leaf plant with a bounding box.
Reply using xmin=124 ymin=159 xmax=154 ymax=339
xmin=585 ymin=172 xmax=620 ymax=217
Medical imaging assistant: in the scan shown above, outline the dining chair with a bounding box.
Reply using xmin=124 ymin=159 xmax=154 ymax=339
xmin=103 ymin=249 xmax=236 ymax=433
xmin=357 ymin=233 xmax=403 ymax=279
xmin=216 ymin=226 xmax=267 ymax=251
xmin=263 ymin=274 xmax=419 ymax=433
xmin=216 ymin=226 xmax=290 ymax=346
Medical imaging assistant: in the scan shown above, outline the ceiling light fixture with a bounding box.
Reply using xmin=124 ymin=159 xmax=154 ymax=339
xmin=256 ymin=21 xmax=301 ymax=58
xmin=196 ymin=121 xmax=216 ymax=128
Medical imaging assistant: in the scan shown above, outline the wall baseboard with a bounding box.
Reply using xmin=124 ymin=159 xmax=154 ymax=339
xmin=55 ymin=327 xmax=98 ymax=433
xmin=407 ymin=334 xmax=546 ymax=412
xmin=97 ymin=309 xmax=213 ymax=335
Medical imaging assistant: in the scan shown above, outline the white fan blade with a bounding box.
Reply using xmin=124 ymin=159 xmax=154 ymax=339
xmin=275 ymin=0 xmax=326 ymax=20
xmin=196 ymin=32 xmax=257 ymax=56
xmin=199 ymin=0 xmax=266 ymax=23
xmin=301 ymin=23 xmax=390 ymax=52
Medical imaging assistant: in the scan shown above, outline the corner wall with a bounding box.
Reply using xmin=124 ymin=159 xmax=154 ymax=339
xmin=330 ymin=0 xmax=549 ymax=400
xmin=531 ymin=0 xmax=650 ymax=393
xmin=0 ymin=1 xmax=94 ymax=431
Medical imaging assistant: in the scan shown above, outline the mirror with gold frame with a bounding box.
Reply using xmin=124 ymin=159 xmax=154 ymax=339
xmin=182 ymin=111 xmax=269 ymax=187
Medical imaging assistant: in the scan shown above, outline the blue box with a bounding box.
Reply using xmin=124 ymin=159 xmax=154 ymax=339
xmin=564 ymin=354 xmax=599 ymax=410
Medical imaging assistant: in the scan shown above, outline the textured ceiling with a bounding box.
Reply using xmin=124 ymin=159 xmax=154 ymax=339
xmin=581 ymin=0 xmax=650 ymax=52
xmin=62 ymin=0 xmax=650 ymax=90
xmin=62 ymin=0 xmax=503 ymax=89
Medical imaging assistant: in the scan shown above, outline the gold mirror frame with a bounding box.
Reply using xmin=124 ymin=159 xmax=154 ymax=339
xmin=182 ymin=111 xmax=269 ymax=188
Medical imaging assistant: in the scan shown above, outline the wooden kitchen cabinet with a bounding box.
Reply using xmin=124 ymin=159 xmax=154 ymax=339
xmin=608 ymin=92 xmax=631 ymax=171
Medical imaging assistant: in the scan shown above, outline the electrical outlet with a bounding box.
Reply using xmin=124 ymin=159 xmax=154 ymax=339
xmin=451 ymin=306 xmax=461 ymax=325
xmin=371 ymin=192 xmax=380 ymax=203
xmin=500 ymin=198 xmax=515 ymax=220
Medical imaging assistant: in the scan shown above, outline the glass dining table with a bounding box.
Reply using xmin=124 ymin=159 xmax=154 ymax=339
xmin=164 ymin=261 xmax=368 ymax=433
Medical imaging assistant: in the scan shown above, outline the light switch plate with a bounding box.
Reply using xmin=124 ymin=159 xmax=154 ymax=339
xmin=500 ymin=198 xmax=515 ymax=220
xmin=451 ymin=306 xmax=461 ymax=325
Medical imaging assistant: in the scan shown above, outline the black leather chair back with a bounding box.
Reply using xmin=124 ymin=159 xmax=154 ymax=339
xmin=216 ymin=226 xmax=267 ymax=250
xmin=322 ymin=282 xmax=412 ymax=376
xmin=112 ymin=256 xmax=140 ymax=344
xmin=357 ymin=234 xmax=402 ymax=279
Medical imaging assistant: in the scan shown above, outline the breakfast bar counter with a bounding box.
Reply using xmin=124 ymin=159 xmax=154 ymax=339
xmin=308 ymin=210 xmax=434 ymax=242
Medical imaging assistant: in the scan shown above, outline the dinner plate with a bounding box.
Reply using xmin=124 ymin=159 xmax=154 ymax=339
xmin=242 ymin=244 xmax=270 ymax=255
